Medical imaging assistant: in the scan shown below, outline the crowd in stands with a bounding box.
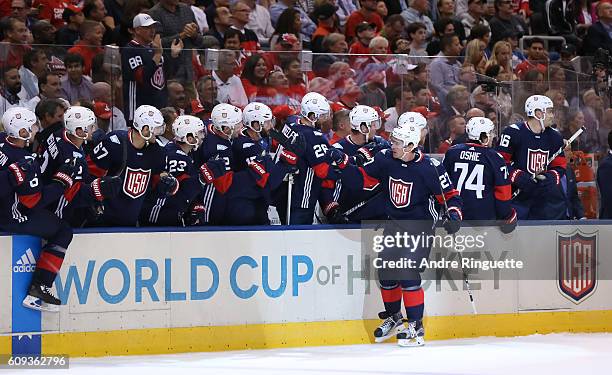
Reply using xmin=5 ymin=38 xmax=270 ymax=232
xmin=0 ymin=0 xmax=611 ymax=157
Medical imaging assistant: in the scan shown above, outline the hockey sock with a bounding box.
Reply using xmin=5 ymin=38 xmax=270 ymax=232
xmin=380 ymin=280 xmax=402 ymax=314
xmin=402 ymin=285 xmax=424 ymax=321
xmin=32 ymin=244 xmax=67 ymax=288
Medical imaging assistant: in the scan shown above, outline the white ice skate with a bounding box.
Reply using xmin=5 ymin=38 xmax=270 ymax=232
xmin=397 ymin=320 xmax=425 ymax=347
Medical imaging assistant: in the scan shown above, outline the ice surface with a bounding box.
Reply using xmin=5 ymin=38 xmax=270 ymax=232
xmin=7 ymin=333 xmax=612 ymax=375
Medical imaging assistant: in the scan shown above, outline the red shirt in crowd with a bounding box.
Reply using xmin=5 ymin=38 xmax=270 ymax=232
xmin=344 ymin=11 xmax=383 ymax=41
xmin=515 ymin=59 xmax=547 ymax=79
xmin=33 ymin=0 xmax=71 ymax=27
xmin=67 ymin=41 xmax=104 ymax=76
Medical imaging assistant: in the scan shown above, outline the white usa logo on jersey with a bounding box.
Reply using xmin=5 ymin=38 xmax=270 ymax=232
xmin=123 ymin=167 xmax=151 ymax=199
xmin=389 ymin=177 xmax=412 ymax=208
xmin=527 ymin=149 xmax=549 ymax=175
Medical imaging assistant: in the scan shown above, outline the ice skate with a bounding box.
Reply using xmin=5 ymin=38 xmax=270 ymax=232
xmin=374 ymin=311 xmax=405 ymax=343
xmin=397 ymin=319 xmax=424 ymax=347
xmin=22 ymin=282 xmax=61 ymax=312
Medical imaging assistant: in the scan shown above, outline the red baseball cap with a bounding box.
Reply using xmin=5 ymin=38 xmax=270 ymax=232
xmin=191 ymin=99 xmax=205 ymax=115
xmin=94 ymin=101 xmax=112 ymax=120
xmin=412 ymin=106 xmax=438 ymax=119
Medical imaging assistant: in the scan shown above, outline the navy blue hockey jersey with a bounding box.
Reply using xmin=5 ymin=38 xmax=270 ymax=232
xmin=443 ymin=143 xmax=513 ymax=220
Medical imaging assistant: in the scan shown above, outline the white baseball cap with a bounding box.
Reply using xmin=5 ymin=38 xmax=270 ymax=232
xmin=133 ymin=13 xmax=159 ymax=28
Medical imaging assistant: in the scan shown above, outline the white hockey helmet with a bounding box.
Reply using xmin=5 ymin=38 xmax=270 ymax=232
xmin=133 ymin=105 xmax=165 ymax=141
xmin=349 ymin=105 xmax=380 ymax=137
xmin=172 ymin=115 xmax=205 ymax=147
xmin=466 ymin=116 xmax=495 ymax=142
xmin=524 ymin=95 xmax=553 ymax=118
xmin=242 ymin=102 xmax=274 ymax=133
xmin=64 ymin=106 xmax=96 ymax=140
xmin=2 ymin=107 xmax=39 ymax=143
xmin=211 ymin=103 xmax=243 ymax=139
xmin=300 ymin=92 xmax=331 ymax=123
xmin=397 ymin=111 xmax=427 ymax=130
xmin=390 ymin=123 xmax=421 ymax=150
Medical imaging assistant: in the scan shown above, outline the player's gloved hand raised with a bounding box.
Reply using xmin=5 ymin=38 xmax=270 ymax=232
xmin=499 ymin=208 xmax=518 ymax=234
xmin=327 ymin=148 xmax=349 ymax=170
xmin=52 ymin=158 xmax=81 ymax=188
xmin=157 ymin=173 xmax=179 ymax=197
xmin=443 ymin=207 xmax=462 ymax=235
xmin=323 ymin=202 xmax=349 ymax=224
xmin=355 ymin=146 xmax=374 ymax=167
xmin=91 ymin=176 xmax=122 ymax=201
xmin=512 ymin=170 xmax=539 ymax=195
xmin=279 ymin=149 xmax=298 ymax=166
xmin=7 ymin=159 xmax=36 ymax=188
xmin=199 ymin=159 xmax=227 ymax=184
xmin=535 ymin=170 xmax=560 ymax=188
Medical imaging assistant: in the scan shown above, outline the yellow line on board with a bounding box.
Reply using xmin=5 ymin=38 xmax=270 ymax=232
xmin=42 ymin=310 xmax=612 ymax=357
xmin=0 ymin=336 xmax=10 ymax=354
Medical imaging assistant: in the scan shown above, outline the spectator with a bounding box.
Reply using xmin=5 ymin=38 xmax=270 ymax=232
xmin=243 ymin=0 xmax=273 ymax=46
xmin=207 ymin=6 xmax=232 ymax=43
xmin=313 ymin=33 xmax=349 ymax=77
xmin=269 ymin=0 xmax=317 ymax=42
xmin=229 ymin=0 xmax=260 ymax=51
xmin=0 ymin=66 xmax=25 ymax=112
xmin=597 ymin=131 xmax=612 ymax=218
xmin=270 ymin=8 xmax=303 ymax=51
xmin=575 ymin=0 xmax=597 ymax=37
xmin=437 ymin=0 xmax=467 ymax=42
xmin=349 ymin=22 xmax=376 ymax=63
xmin=282 ymin=58 xmax=306 ymax=102
xmin=205 ymin=0 xmax=230 ymax=26
xmin=486 ymin=41 xmax=514 ymax=77
xmin=167 ymin=80 xmax=189 ymax=115
xmin=213 ymin=50 xmax=248 ymax=107
xmin=56 ymin=5 xmax=85 ymax=46
xmin=401 ymin=0 xmax=434 ymax=39
xmin=196 ymin=76 xmax=218 ymax=118
xmin=83 ymin=0 xmax=117 ymax=45
xmin=359 ymin=68 xmax=387 ymax=109
xmin=181 ymin=0 xmax=209 ymax=34
xmin=105 ymin=0 xmax=124 ymax=28
xmin=583 ymin=1 xmax=612 ymax=56
xmin=11 ymin=0 xmax=36 ymax=28
xmin=158 ymin=107 xmax=179 ymax=145
xmin=61 ymin=53 xmax=94 ymax=103
xmin=411 ymin=81 xmax=430 ymax=108
xmin=121 ymin=13 xmax=168 ymax=122
xmin=377 ymin=1 xmax=388 ymax=19
xmin=93 ymin=81 xmax=127 ymax=131
xmin=330 ymin=108 xmax=351 ymax=144
xmin=469 ymin=23 xmax=492 ymax=57
xmin=470 ymin=84 xmax=496 ymax=113
xmin=241 ymin=54 xmax=269 ymax=101
xmin=222 ymin=27 xmax=242 ymax=49
xmin=31 ymin=19 xmax=57 ymax=46
xmin=67 ymin=20 xmax=104 ymax=76
xmin=426 ymin=18 xmax=457 ymax=56
xmin=429 ymin=35 xmax=463 ymax=107
xmin=19 ymin=49 xmax=48 ymax=101
xmin=379 ymin=14 xmax=406 ymax=43
xmin=32 ymin=0 xmax=69 ymax=28
xmin=384 ymin=85 xmax=416 ymax=133
xmin=461 ymin=0 xmax=489 ymax=38
xmin=580 ymin=89 xmax=605 ymax=153
xmin=116 ymin=0 xmax=150 ymax=47
xmin=514 ymin=38 xmax=548 ymax=79
xmin=437 ymin=115 xmax=466 ymax=153
xmin=150 ymin=0 xmax=204 ymax=98
xmin=25 ymin=72 xmax=62 ymax=111
xmin=407 ymin=22 xmax=428 ymax=60
xmin=0 ymin=17 xmax=30 ymax=68
xmin=345 ymin=0 xmax=384 ymax=44
xmin=488 ymin=0 xmax=527 ymax=47
xmin=311 ymin=3 xmax=340 ymax=53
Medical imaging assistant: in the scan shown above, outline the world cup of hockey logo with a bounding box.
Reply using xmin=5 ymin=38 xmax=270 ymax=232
xmin=389 ymin=177 xmax=412 ymax=208
xmin=557 ymin=230 xmax=597 ymax=304
xmin=123 ymin=167 xmax=151 ymax=199
xmin=527 ymin=148 xmax=549 ymax=175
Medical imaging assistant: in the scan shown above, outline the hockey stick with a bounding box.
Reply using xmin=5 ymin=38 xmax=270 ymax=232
xmin=286 ymin=172 xmax=294 ymax=225
xmin=511 ymin=126 xmax=585 ymax=199
xmin=343 ymin=190 xmax=383 ymax=217
xmin=429 ymin=159 xmax=478 ymax=315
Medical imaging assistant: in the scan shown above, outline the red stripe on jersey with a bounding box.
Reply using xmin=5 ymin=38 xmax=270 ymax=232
xmin=213 ymin=171 xmax=234 ymax=194
xmin=381 ymin=286 xmax=401 ymax=303
xmin=37 ymin=252 xmax=64 ymax=273
xmin=494 ymin=184 xmax=512 ymax=201
xmin=549 ymin=155 xmax=566 ymax=170
xmin=19 ymin=192 xmax=42 ymax=208
xmin=435 ymin=189 xmax=459 ymax=204
xmin=402 ymin=288 xmax=424 ymax=307
xmin=312 ymin=162 xmax=330 ymax=179
xmin=321 ymin=179 xmax=335 ymax=189
xmin=86 ymin=155 xmax=108 ymax=178
xmin=498 ymin=151 xmax=512 ymax=163
xmin=64 ymin=181 xmax=82 ymax=202
xmin=360 ymin=167 xmax=379 ymax=189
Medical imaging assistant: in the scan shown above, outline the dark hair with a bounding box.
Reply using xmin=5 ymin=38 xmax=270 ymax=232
xmin=485 ymin=64 xmax=502 ymax=78
xmin=280 ymin=57 xmax=300 ymax=72
xmin=406 ymin=22 xmax=426 ymax=38
xmin=38 ymin=72 xmax=59 ymax=91
xmin=82 ymin=0 xmax=99 ymax=19
xmin=411 ymin=81 xmax=427 ymax=95
xmin=523 ymin=69 xmax=543 ymax=81
xmin=434 ymin=18 xmax=455 ymax=36
xmin=223 ymin=27 xmax=242 ymax=45
xmin=64 ymin=53 xmax=85 ymax=67
xmin=385 ymin=14 xmax=405 ymax=27
xmin=241 ymin=54 xmax=266 ymax=85
xmin=22 ymin=49 xmax=46 ymax=70
xmin=35 ymin=98 xmax=64 ymax=120
xmin=440 ymin=35 xmax=458 ymax=52
xmin=528 ymin=37 xmax=545 ymax=48
xmin=469 ymin=24 xmax=490 ymax=40
xmin=273 ymin=8 xmax=300 ymax=37
xmin=608 ymin=129 xmax=612 ymax=150
xmin=0 ymin=16 xmax=22 ymax=35
xmin=393 ymin=85 xmax=412 ymax=104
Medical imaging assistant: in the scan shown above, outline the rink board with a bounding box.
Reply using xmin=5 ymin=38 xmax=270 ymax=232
xmin=1 ymin=222 xmax=612 ymax=357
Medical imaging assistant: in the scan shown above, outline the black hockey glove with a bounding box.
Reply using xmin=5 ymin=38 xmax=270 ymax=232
xmin=182 ymin=204 xmax=205 ymax=226
xmin=91 ymin=176 xmax=122 ymax=201
xmin=511 ymin=170 xmax=539 ymax=195
xmin=499 ymin=208 xmax=518 ymax=234
xmin=327 ymin=148 xmax=349 ymax=170
xmin=323 ymin=202 xmax=350 ymax=224
xmin=7 ymin=159 xmax=36 ymax=188
xmin=157 ymin=174 xmax=179 ymax=197
xmin=52 ymin=159 xmax=80 ymax=188
xmin=199 ymin=159 xmax=227 ymax=184
xmin=443 ymin=207 xmax=462 ymax=235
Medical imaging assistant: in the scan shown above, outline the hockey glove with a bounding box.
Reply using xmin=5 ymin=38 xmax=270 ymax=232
xmin=510 ymin=169 xmax=539 ymax=196
xmin=248 ymin=160 xmax=270 ymax=188
xmin=535 ymin=170 xmax=561 ymax=187
xmin=7 ymin=159 xmax=35 ymax=188
xmin=91 ymin=176 xmax=122 ymax=201
xmin=52 ymin=159 xmax=80 ymax=188
xmin=182 ymin=204 xmax=205 ymax=226
xmin=279 ymin=149 xmax=298 ymax=166
xmin=443 ymin=207 xmax=462 ymax=235
xmin=327 ymin=148 xmax=349 ymax=170
xmin=354 ymin=146 xmax=374 ymax=167
xmin=499 ymin=208 xmax=518 ymax=234
xmin=157 ymin=174 xmax=179 ymax=197
xmin=199 ymin=159 xmax=227 ymax=185
xmin=323 ymin=202 xmax=350 ymax=224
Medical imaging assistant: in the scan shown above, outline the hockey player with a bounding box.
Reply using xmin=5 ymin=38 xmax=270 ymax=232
xmin=496 ymin=95 xmax=566 ymax=220
xmin=328 ymin=105 xmax=389 ymax=222
xmin=0 ymin=107 xmax=80 ymax=312
xmin=87 ymin=105 xmax=179 ymax=226
xmin=328 ymin=121 xmax=463 ymax=347
xmin=140 ymin=115 xmax=205 ymax=226
xmin=443 ymin=117 xmax=517 ymax=232
xmin=44 ymin=106 xmax=122 ymax=226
